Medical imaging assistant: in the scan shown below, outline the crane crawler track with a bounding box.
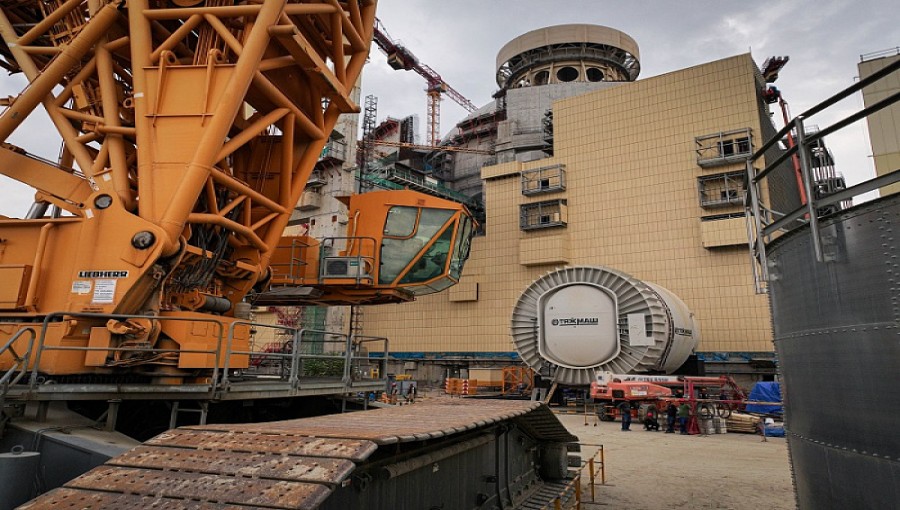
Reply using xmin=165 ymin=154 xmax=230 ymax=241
xmin=19 ymin=399 xmax=579 ymax=510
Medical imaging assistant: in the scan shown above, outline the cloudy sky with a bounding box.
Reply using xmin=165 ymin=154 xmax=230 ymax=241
xmin=0 ymin=0 xmax=896 ymax=217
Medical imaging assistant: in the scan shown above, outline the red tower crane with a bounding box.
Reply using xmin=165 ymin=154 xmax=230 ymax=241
xmin=761 ymin=56 xmax=808 ymax=205
xmin=372 ymin=18 xmax=477 ymax=146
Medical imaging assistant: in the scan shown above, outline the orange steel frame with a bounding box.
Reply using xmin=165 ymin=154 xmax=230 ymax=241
xmin=0 ymin=0 xmax=468 ymax=378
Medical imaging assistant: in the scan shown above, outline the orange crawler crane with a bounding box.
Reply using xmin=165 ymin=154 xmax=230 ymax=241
xmin=0 ymin=0 xmax=474 ymax=381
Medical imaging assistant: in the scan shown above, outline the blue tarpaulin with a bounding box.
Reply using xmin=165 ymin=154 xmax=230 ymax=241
xmin=745 ymin=381 xmax=783 ymax=415
xmin=763 ymin=424 xmax=786 ymax=437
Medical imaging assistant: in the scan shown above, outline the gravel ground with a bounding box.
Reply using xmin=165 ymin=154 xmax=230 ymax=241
xmin=554 ymin=412 xmax=796 ymax=509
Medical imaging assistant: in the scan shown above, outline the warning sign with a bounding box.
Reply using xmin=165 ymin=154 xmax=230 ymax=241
xmin=92 ymin=279 xmax=117 ymax=304
xmin=71 ymin=280 xmax=92 ymax=295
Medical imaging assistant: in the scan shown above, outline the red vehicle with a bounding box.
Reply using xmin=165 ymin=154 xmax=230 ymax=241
xmin=590 ymin=373 xmax=746 ymax=422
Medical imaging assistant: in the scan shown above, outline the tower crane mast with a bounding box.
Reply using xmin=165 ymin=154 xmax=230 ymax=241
xmin=372 ymin=17 xmax=477 ymax=146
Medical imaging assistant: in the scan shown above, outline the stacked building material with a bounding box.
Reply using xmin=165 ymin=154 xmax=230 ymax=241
xmin=726 ymin=412 xmax=761 ymax=433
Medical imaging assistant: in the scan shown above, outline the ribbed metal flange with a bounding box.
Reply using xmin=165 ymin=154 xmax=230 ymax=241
xmin=511 ymin=266 xmax=672 ymax=385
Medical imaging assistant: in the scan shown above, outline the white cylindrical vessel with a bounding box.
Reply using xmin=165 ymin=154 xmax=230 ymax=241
xmin=511 ymin=266 xmax=699 ymax=385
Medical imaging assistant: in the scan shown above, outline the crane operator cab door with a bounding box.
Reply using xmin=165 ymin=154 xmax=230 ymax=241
xmin=345 ymin=190 xmax=475 ymax=297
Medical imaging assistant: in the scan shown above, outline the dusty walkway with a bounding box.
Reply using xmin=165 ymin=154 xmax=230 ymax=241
xmin=555 ymin=412 xmax=796 ymax=509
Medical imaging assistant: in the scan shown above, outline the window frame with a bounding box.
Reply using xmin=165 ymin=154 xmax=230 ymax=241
xmin=521 ymin=164 xmax=566 ymax=195
xmin=520 ymin=199 xmax=568 ymax=230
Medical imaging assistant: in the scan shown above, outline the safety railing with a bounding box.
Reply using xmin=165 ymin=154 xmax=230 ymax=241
xmin=318 ymin=236 xmax=379 ymax=285
xmin=0 ymin=311 xmax=390 ymax=400
xmin=745 ymin=57 xmax=900 ymax=292
xmin=351 ymin=335 xmax=390 ymax=392
xmin=0 ymin=327 xmax=37 ymax=424
xmin=380 ymin=166 xmax=479 ymax=207
xmin=582 ymin=444 xmax=607 ymax=502
xmin=533 ymin=444 xmax=606 ymax=510
xmin=21 ymin=312 xmax=228 ymax=394
xmin=267 ymin=236 xmax=314 ymax=283
xmin=0 ymin=327 xmax=37 ymax=391
xmin=538 ymin=473 xmax=582 ymax=510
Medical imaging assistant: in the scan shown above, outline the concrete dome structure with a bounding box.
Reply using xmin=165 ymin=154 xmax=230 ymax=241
xmin=496 ymin=24 xmax=641 ymax=89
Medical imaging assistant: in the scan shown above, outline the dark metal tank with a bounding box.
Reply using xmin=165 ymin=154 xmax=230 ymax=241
xmin=766 ymin=194 xmax=900 ymax=508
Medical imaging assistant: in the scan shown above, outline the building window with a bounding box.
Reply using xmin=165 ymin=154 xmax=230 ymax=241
xmin=556 ymin=66 xmax=578 ymax=82
xmin=695 ymin=128 xmax=753 ymax=167
xmin=698 ymin=171 xmax=746 ymax=208
xmin=520 ymin=200 xmax=567 ymax=230
xmin=718 ymin=137 xmax=751 ymax=157
xmin=522 ymin=164 xmax=566 ymax=195
xmin=586 ymin=67 xmax=604 ymax=82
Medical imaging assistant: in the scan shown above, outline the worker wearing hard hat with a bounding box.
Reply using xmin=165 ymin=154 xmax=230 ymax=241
xmin=677 ymin=400 xmax=691 ymax=434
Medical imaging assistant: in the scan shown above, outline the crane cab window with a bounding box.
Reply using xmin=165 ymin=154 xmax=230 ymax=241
xmin=380 ymin=206 xmax=455 ymax=284
xmin=383 ymin=206 xmax=419 ymax=237
xmin=401 ymin=227 xmax=453 ymax=284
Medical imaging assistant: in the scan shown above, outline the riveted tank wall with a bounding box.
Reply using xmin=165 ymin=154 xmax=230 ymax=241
xmin=766 ymin=194 xmax=900 ymax=509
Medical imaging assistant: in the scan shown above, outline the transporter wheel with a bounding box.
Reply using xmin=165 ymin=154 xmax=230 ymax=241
xmin=697 ymin=403 xmax=715 ymax=419
xmin=715 ymin=403 xmax=732 ymax=419
xmin=597 ymin=404 xmax=615 ymax=421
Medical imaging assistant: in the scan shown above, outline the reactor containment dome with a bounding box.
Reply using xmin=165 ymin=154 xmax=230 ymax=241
xmin=495 ymin=24 xmax=641 ymax=89
xmin=511 ymin=266 xmax=698 ymax=385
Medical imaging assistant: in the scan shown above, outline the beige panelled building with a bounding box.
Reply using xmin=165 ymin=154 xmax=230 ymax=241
xmin=361 ymin=52 xmax=776 ymax=374
xmin=859 ymin=49 xmax=900 ymax=196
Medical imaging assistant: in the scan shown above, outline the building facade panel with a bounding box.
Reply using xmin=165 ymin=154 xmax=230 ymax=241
xmin=859 ymin=51 xmax=900 ymax=196
xmin=362 ymin=53 xmax=774 ymax=358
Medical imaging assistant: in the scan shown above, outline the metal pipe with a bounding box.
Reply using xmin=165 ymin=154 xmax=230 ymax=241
xmin=495 ymin=430 xmax=506 ymax=509
xmin=280 ymin=114 xmax=295 ymax=205
xmin=96 ymin=38 xmax=135 ymax=210
xmin=250 ymin=212 xmax=279 ymax=232
xmin=24 ymin=223 xmax=54 ymax=310
xmin=746 ymin=159 xmax=769 ymax=285
xmin=149 ymin=14 xmax=203 ymax=63
xmin=284 ymin=4 xmax=341 ymax=16
xmin=18 ymin=46 xmax=63 ymax=55
xmin=25 ymin=202 xmax=49 ymax=219
xmin=0 ymin=328 xmax=37 ymax=387
xmin=809 ymin=89 xmax=900 ymax=143
xmin=96 ymin=125 xmax=137 ymax=136
xmin=341 ymin=333 xmax=354 ymax=386
xmin=129 ymin=0 xmax=157 ymax=223
xmin=800 ymin=56 xmax=900 ymax=119
xmin=330 ymin=10 xmax=346 ymax=83
xmin=325 ymin=0 xmax=365 ymax=52
xmin=186 ymin=213 xmax=269 ymax=252
xmin=288 ymin=328 xmax=301 ymax=389
xmin=214 ymin=108 xmax=290 ymax=162
xmin=144 ymin=4 xmax=262 ymax=19
xmin=795 ymin=117 xmax=823 ymax=261
xmin=16 ymin=0 xmax=85 ymax=45
xmin=207 ymin=169 xmax=286 ymax=214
